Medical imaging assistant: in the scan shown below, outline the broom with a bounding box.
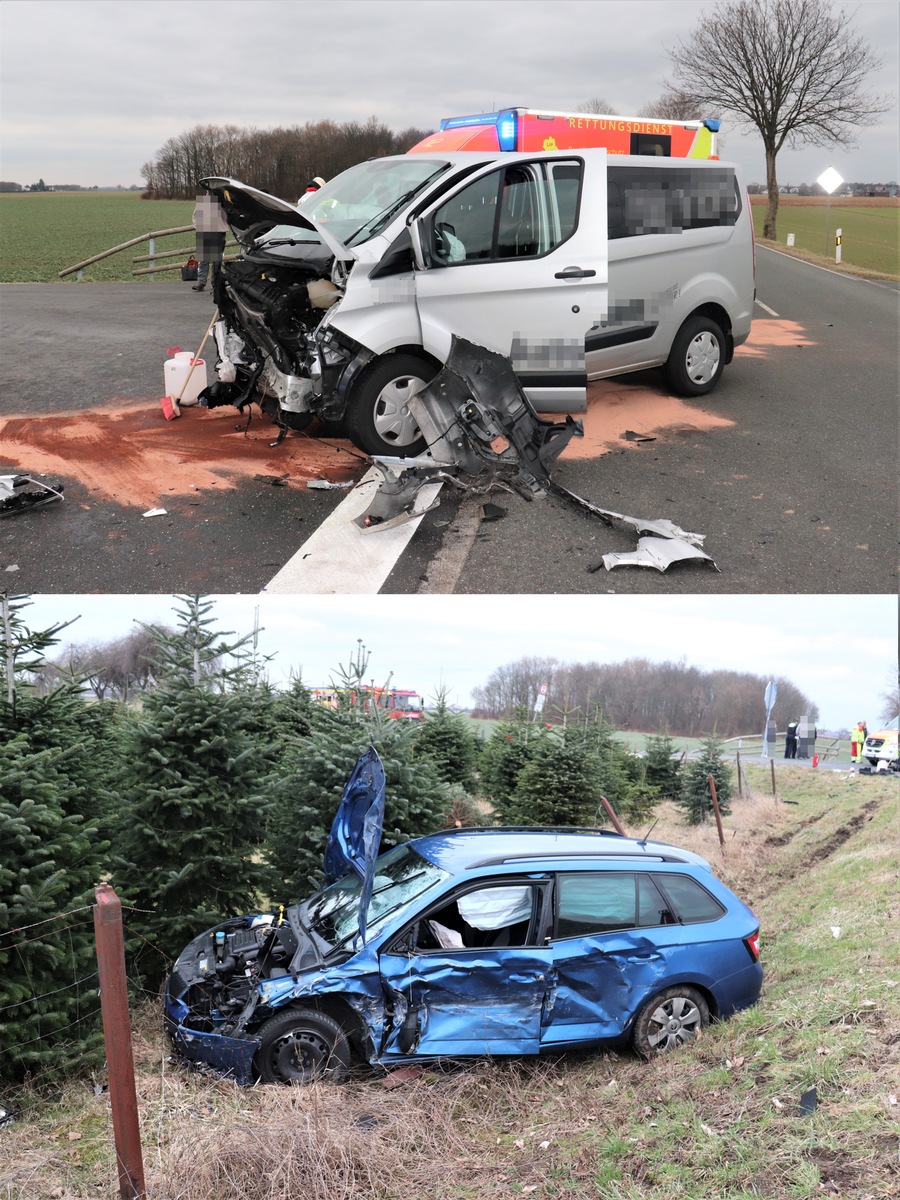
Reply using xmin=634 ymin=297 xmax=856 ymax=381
xmin=162 ymin=308 xmax=219 ymax=421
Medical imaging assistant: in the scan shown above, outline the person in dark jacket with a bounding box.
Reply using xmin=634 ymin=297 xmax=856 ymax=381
xmin=784 ymin=719 xmax=799 ymax=759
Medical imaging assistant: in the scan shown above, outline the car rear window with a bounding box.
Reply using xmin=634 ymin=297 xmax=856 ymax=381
xmin=653 ymin=873 xmax=726 ymax=923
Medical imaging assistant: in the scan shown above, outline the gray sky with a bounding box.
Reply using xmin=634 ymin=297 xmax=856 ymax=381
xmin=19 ymin=593 xmax=899 ymax=731
xmin=1 ymin=0 xmax=896 ymax=188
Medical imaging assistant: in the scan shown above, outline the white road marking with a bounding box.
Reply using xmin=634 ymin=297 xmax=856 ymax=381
xmin=263 ymin=467 xmax=442 ymax=594
xmin=755 ymin=298 xmax=780 ymax=317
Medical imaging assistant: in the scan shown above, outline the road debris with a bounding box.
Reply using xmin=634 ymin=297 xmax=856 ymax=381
xmin=0 ymin=474 xmax=64 ymax=518
xmin=354 ymin=336 xmax=717 ymax=573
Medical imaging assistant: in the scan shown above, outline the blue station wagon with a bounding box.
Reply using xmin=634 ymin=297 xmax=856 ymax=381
xmin=164 ymin=749 xmax=762 ymax=1084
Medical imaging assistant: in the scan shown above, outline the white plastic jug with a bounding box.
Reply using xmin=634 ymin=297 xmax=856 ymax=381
xmin=164 ymin=351 xmax=206 ymax=407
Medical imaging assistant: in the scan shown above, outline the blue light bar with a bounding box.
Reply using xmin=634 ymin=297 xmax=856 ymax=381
xmin=440 ymin=112 xmax=502 ymax=131
xmin=496 ymin=109 xmax=518 ymax=151
xmin=704 ymin=120 xmax=721 ymax=132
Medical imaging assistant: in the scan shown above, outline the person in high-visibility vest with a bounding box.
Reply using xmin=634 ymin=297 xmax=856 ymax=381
xmin=850 ymin=723 xmax=865 ymax=763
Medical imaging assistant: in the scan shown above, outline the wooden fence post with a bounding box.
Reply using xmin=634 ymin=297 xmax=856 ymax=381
xmin=770 ymin=758 xmax=777 ymax=797
xmin=93 ymin=884 xmax=146 ymax=1200
xmin=598 ymin=795 xmax=627 ymax=837
xmin=707 ymin=774 xmax=726 ymax=852
xmin=736 ymin=750 xmax=743 ymax=797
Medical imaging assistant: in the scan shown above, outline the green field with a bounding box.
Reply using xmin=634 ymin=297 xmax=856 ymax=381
xmin=3 ymin=189 xmax=897 ymax=284
xmin=0 ymin=191 xmax=197 ymax=283
xmin=750 ymin=196 xmax=899 ymax=276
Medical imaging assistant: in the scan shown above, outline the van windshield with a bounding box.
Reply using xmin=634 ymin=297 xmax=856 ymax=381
xmin=304 ymin=158 xmax=450 ymax=246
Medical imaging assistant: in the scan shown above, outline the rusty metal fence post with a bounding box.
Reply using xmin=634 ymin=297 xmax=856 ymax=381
xmin=93 ymin=884 xmax=147 ymax=1200
xmin=770 ymin=758 xmax=777 ymax=797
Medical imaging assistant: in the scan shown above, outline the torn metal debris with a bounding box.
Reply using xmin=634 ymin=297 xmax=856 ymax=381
xmin=355 ymin=336 xmax=717 ymax=572
xmin=0 ymin=475 xmax=64 ymax=518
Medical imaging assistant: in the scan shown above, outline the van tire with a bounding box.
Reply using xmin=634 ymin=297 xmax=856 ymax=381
xmin=664 ymin=316 xmax=726 ymax=396
xmin=345 ymin=353 xmax=437 ymax=457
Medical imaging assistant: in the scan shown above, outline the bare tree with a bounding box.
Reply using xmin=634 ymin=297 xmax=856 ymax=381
xmin=879 ymin=670 xmax=900 ymax=724
xmin=637 ymin=90 xmax=704 ymax=121
xmin=574 ymin=98 xmax=618 ymax=115
xmin=665 ymin=0 xmax=889 ymax=238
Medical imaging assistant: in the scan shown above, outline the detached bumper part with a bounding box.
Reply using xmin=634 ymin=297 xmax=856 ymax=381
xmin=602 ymin=536 xmax=716 ymax=572
xmin=167 ymin=1021 xmax=260 ymax=1086
xmin=0 ymin=475 xmax=64 ymax=517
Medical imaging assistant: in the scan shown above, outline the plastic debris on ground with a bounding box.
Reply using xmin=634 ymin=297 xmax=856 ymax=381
xmin=0 ymin=474 xmax=64 ymax=518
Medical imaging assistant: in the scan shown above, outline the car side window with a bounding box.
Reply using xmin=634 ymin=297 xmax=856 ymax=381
xmin=556 ymin=872 xmax=678 ymax=938
xmin=653 ymin=874 xmax=726 ymax=923
xmin=607 ymin=165 xmax=739 ymax=239
xmin=430 ymin=160 xmax=583 ymax=265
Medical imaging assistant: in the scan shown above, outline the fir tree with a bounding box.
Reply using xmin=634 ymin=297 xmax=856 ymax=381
xmin=111 ymin=597 xmax=273 ymax=977
xmin=644 ymin=732 xmax=683 ymax=800
xmin=479 ymin=707 xmax=538 ymax=822
xmin=415 ymin=686 xmax=480 ymax=791
xmin=0 ymin=595 xmax=109 ymax=1082
xmin=678 ymin=735 xmax=734 ymax=825
xmin=505 ymin=730 xmax=601 ymax=827
xmin=266 ymin=643 xmax=448 ymax=900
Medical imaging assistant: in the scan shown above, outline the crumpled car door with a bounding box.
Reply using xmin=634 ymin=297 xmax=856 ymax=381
xmin=378 ymin=945 xmax=552 ymax=1058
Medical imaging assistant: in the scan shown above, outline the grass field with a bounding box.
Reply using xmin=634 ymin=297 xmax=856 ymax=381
xmin=2 ymin=768 xmax=897 ymax=1199
xmin=2 ymin=189 xmax=897 ymax=284
xmin=750 ymin=195 xmax=899 ymax=277
xmin=0 ymin=191 xmax=197 ymax=283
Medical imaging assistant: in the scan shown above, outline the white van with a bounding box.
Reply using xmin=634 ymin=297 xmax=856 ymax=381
xmin=200 ymin=150 xmax=754 ymax=456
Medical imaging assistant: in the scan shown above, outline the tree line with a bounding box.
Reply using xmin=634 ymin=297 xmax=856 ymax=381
xmin=2 ymin=595 xmax=735 ymax=1086
xmin=140 ymin=118 xmax=432 ymax=200
xmin=471 ymin=656 xmax=818 ymax=737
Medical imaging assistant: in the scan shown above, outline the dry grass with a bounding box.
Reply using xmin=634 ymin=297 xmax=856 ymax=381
xmin=2 ymin=768 xmax=898 ymax=1199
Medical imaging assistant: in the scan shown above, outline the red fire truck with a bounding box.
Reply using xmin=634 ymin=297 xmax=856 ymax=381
xmin=409 ymin=107 xmax=720 ymax=159
xmin=309 ymin=686 xmax=424 ymax=720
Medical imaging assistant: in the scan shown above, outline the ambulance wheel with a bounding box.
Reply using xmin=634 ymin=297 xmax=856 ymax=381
xmin=664 ymin=316 xmax=726 ymax=396
xmin=255 ymin=1008 xmax=351 ymax=1084
xmin=346 ymin=353 xmax=437 ymax=457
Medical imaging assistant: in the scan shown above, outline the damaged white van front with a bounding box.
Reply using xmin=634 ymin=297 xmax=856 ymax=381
xmin=199 ymin=149 xmax=752 ymax=457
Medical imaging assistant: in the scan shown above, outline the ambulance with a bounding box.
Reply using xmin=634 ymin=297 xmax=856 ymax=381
xmin=409 ymin=108 xmax=721 ymax=160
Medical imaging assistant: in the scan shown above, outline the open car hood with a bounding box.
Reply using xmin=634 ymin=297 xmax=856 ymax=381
xmin=199 ymin=176 xmax=354 ymax=262
xmin=322 ymin=747 xmax=387 ymax=944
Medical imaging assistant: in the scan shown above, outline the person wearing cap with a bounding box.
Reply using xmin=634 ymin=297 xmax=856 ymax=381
xmin=784 ymin=719 xmax=799 ymax=759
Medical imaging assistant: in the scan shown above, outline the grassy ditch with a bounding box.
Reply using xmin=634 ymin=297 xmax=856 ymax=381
xmin=1 ymin=767 xmax=897 ymax=1199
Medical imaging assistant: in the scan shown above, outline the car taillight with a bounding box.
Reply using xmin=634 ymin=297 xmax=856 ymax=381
xmin=744 ymin=931 xmax=761 ymax=961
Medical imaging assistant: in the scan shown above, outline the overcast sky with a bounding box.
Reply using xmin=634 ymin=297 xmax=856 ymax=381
xmin=1 ymin=0 xmax=896 ymax=188
xmin=18 ymin=593 xmax=898 ymax=732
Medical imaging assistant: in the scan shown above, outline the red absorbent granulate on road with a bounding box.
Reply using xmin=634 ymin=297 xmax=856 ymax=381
xmin=560 ymin=380 xmax=734 ymax=460
xmin=735 ymin=318 xmax=816 ymax=356
xmin=0 ymin=402 xmax=364 ymax=508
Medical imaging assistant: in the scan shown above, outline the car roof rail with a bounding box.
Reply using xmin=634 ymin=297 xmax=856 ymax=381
xmin=470 ymin=851 xmax=681 ymax=867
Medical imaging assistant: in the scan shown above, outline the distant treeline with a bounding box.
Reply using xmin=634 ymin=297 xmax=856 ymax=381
xmin=471 ymin=656 xmax=818 ymax=738
xmin=139 ymin=118 xmax=434 ymax=201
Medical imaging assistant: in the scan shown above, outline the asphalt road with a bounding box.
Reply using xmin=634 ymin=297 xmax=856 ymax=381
xmin=1 ymin=250 xmax=897 ymax=594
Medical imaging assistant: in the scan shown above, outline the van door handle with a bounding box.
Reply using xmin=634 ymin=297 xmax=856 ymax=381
xmin=554 ymin=266 xmax=597 ymax=280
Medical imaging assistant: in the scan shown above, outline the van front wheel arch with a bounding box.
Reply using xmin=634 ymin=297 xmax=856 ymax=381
xmin=664 ymin=316 xmax=726 ymax=397
xmin=345 ymin=352 xmax=438 ymax=457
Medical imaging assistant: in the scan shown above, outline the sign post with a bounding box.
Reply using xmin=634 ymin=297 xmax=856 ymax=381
xmin=817 ymin=167 xmax=844 ymax=258
xmin=762 ymin=681 xmax=777 ymax=760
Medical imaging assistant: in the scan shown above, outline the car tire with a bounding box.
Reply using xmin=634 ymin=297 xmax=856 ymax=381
xmin=345 ymin=353 xmax=437 ymax=457
xmin=255 ymin=1008 xmax=351 ymax=1084
xmin=632 ymin=986 xmax=710 ymax=1056
xmin=663 ymin=316 xmax=726 ymax=396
